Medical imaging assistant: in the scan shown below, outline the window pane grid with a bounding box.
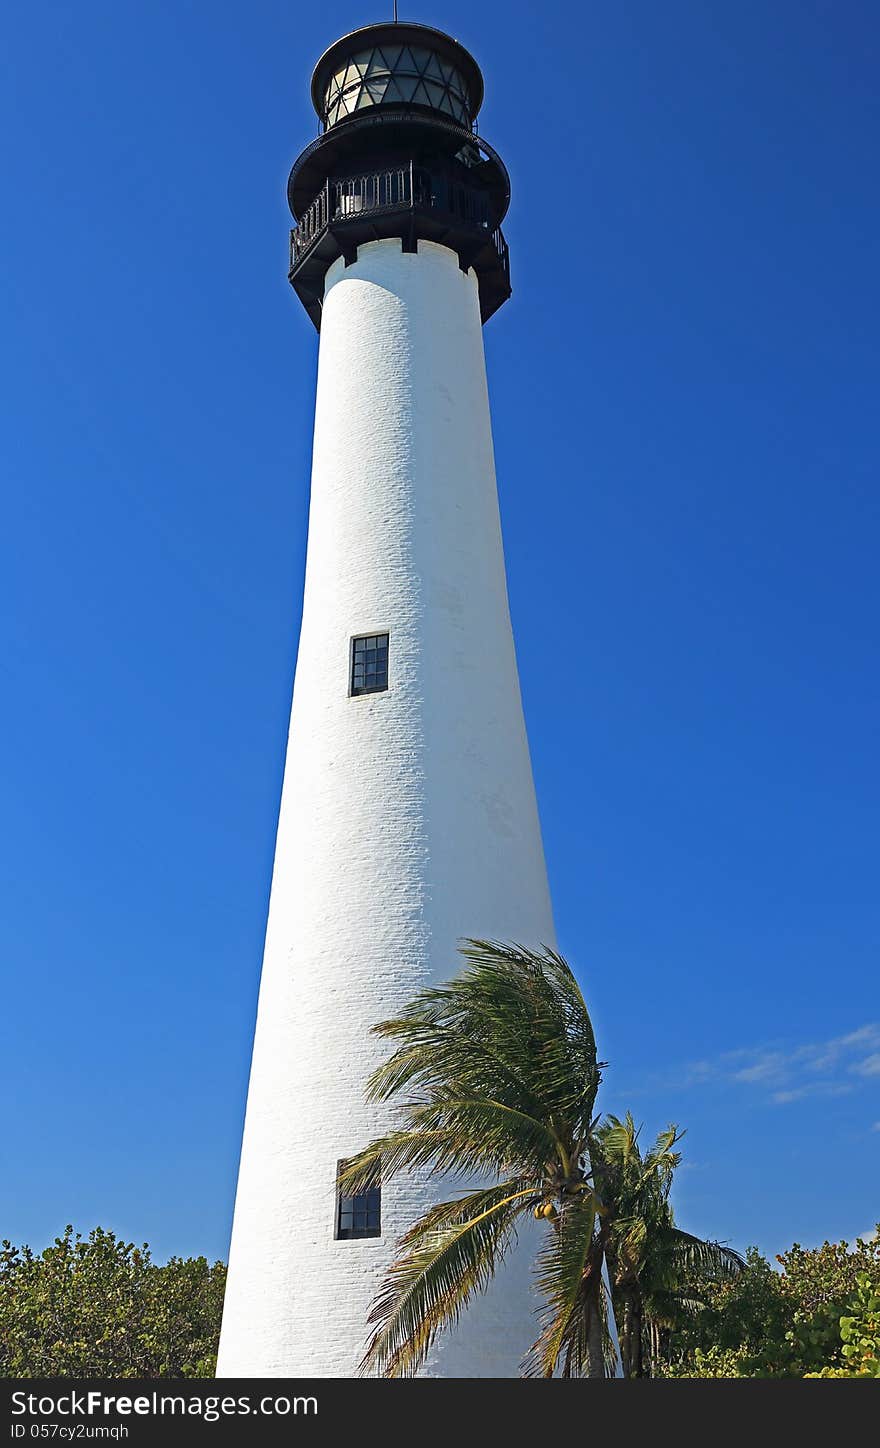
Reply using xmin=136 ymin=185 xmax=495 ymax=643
xmin=351 ymin=633 xmax=389 ymax=696
xmin=336 ymin=1162 xmax=381 ymax=1240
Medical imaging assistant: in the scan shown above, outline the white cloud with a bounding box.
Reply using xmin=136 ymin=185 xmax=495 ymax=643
xmin=670 ymin=1024 xmax=880 ymax=1105
xmin=770 ymin=1083 xmax=854 ymax=1105
xmin=734 ymin=1054 xmax=788 ymax=1085
xmin=853 ymin=1053 xmax=880 ymax=1078
xmin=839 ymin=1026 xmax=880 ymax=1048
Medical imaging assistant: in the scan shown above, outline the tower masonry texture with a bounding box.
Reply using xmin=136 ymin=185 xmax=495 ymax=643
xmin=217 ymin=23 xmax=556 ymax=1377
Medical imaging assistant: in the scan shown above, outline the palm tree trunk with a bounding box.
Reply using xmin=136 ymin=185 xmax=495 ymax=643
xmin=620 ymin=1295 xmax=633 ymax=1377
xmin=618 ymin=1290 xmax=644 ymax=1377
xmin=585 ymin=1293 xmax=604 ymax=1377
xmin=631 ymin=1295 xmax=644 ymax=1377
xmin=645 ymin=1316 xmax=655 ymax=1376
xmin=648 ymin=1317 xmax=661 ymax=1372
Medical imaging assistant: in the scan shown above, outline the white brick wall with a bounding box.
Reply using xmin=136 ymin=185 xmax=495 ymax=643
xmin=217 ymin=239 xmax=556 ymax=1377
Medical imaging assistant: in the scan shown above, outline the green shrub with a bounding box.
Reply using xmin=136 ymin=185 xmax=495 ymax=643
xmin=0 ymin=1227 xmax=225 ymax=1378
xmin=806 ymin=1273 xmax=880 ymax=1379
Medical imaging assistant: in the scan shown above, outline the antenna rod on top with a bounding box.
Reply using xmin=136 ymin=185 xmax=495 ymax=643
xmin=393 ymin=1 xmax=398 ymax=20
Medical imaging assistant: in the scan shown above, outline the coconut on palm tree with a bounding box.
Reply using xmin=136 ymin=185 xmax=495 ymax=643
xmin=339 ymin=939 xmax=740 ymax=1377
xmin=337 ymin=940 xmax=606 ymax=1375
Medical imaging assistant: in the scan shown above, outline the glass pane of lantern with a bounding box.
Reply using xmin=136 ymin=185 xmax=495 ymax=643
xmin=366 ymin=49 xmax=391 ymax=77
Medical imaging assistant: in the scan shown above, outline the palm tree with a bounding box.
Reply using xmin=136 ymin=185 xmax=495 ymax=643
xmin=338 ymin=940 xmax=610 ymax=1377
xmin=592 ymin=1113 xmax=743 ymax=1376
xmin=340 ymin=941 xmax=741 ymax=1377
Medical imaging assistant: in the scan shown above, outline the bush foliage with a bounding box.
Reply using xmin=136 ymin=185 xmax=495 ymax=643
xmin=2 ymin=1222 xmax=876 ymax=1377
xmin=0 ymin=1227 xmax=225 ymax=1378
xmin=658 ymin=1228 xmax=880 ymax=1378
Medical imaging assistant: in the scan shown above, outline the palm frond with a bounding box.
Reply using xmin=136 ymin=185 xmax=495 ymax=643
xmin=645 ymin=1287 xmax=716 ymax=1326
xmin=365 ymin=1030 xmax=542 ymax=1117
xmin=358 ymin=1181 xmax=531 ymax=1378
xmin=610 ymin=1213 xmax=648 ymax=1274
xmin=656 ymin=1228 xmax=744 ymax=1278
xmin=365 ymin=942 xmax=602 ymax=1142
xmin=596 ymin=1113 xmax=640 ymax=1164
xmin=459 ymin=940 xmax=603 ymax=1120
xmin=642 ymin=1124 xmax=684 ymax=1196
xmin=417 ymin=1096 xmax=562 ymax=1174
xmin=336 ymin=1130 xmax=468 ymax=1197
xmin=523 ymin=1195 xmax=599 ymax=1377
xmin=337 ymin=1096 xmax=559 ymax=1195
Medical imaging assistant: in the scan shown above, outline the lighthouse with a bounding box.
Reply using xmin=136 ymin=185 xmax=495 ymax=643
xmin=217 ymin=22 xmax=556 ymax=1377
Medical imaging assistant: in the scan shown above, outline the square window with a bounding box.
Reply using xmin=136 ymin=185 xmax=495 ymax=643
xmin=351 ymin=633 xmax=389 ymax=696
xmin=336 ymin=1159 xmax=381 ymax=1240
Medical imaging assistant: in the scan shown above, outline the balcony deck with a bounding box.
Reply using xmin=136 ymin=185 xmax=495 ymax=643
xmin=288 ymin=160 xmax=510 ymax=330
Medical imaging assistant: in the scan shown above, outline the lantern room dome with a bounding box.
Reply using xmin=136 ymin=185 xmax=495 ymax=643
xmin=310 ymin=22 xmax=484 ymax=132
xmin=288 ymin=23 xmax=510 ymax=330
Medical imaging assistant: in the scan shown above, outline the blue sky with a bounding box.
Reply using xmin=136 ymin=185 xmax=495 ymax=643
xmin=2 ymin=1 xmax=877 ymax=1266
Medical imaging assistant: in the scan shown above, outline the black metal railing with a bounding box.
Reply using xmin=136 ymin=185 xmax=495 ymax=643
xmin=492 ymin=227 xmax=509 ymax=280
xmin=290 ymin=160 xmax=507 ymax=276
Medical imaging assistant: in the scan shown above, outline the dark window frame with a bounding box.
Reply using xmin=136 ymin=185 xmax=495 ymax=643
xmin=336 ymin=1158 xmax=381 ymax=1241
xmin=350 ymin=632 xmax=390 ymax=697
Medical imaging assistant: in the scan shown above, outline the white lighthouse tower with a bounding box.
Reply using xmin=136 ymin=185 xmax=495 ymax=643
xmin=218 ymin=22 xmax=556 ymax=1378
